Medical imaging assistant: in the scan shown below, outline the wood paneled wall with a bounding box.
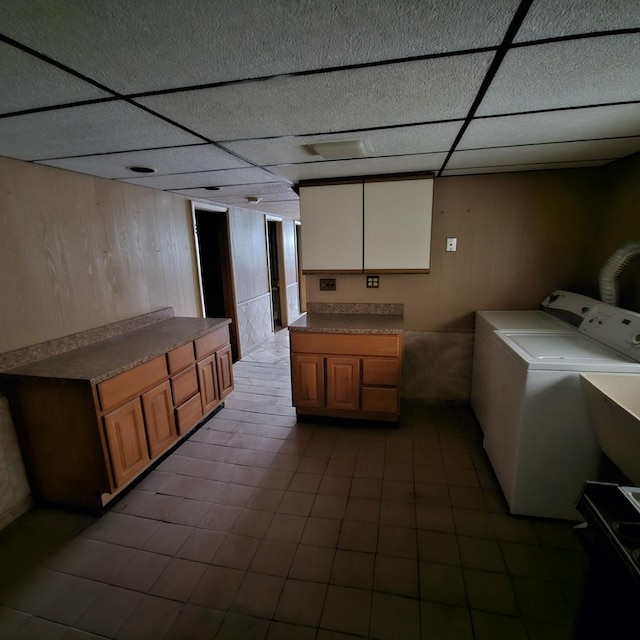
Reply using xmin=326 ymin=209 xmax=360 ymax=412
xmin=307 ymin=168 xmax=600 ymax=331
xmin=0 ymin=156 xmax=201 ymax=354
xmin=228 ymin=206 xmax=269 ymax=304
xmin=591 ymin=153 xmax=640 ymax=312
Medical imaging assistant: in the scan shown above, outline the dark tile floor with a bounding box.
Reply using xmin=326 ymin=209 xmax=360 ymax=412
xmin=0 ymin=330 xmax=588 ymax=639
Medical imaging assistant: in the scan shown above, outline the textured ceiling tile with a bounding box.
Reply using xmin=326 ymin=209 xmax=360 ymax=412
xmin=0 ymin=42 xmax=109 ymax=114
xmin=137 ymin=54 xmax=493 ymax=140
xmin=270 ymin=153 xmax=446 ymax=182
xmin=477 ymin=34 xmax=640 ymax=116
xmin=223 ymin=122 xmax=463 ymax=166
xmin=441 ymin=159 xmax=608 ymax=176
xmin=119 ymin=167 xmax=280 ymax=189
xmin=0 ymin=102 xmax=201 ymax=160
xmin=38 ymin=144 xmax=250 ymax=179
xmin=204 ymin=192 xmax=299 ymax=204
xmin=447 ymin=137 xmax=640 ymax=169
xmin=461 ymin=104 xmax=640 ymax=149
xmin=0 ymin=0 xmax=517 ymax=94
xmin=516 ymin=0 xmax=640 ymax=42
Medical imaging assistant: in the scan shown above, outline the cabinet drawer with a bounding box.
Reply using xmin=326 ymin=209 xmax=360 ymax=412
xmin=98 ymin=356 xmax=168 ymax=413
xmin=195 ymin=325 xmax=230 ymax=359
xmin=171 ymin=365 xmax=198 ymax=406
xmin=167 ymin=342 xmax=195 ymax=374
xmin=290 ymin=332 xmax=400 ymax=357
xmin=176 ymin=393 xmax=203 ymax=435
xmin=362 ymin=358 xmax=399 ymax=386
xmin=361 ymin=387 xmax=398 ymax=414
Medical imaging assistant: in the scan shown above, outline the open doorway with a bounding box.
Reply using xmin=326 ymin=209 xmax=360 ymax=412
xmin=266 ymin=218 xmax=286 ymax=331
xmin=193 ymin=206 xmax=240 ymax=362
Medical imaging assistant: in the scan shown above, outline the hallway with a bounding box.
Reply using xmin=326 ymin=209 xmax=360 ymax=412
xmin=0 ymin=330 xmax=586 ymax=639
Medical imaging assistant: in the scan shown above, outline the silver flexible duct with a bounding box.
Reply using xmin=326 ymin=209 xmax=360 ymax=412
xmin=599 ymin=242 xmax=640 ymax=305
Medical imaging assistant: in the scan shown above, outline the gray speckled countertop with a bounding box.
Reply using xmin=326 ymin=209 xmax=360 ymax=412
xmin=0 ymin=317 xmax=231 ymax=384
xmin=288 ymin=313 xmax=403 ymax=334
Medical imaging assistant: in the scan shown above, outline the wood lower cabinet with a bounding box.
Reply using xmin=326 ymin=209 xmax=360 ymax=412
xmin=290 ymin=332 xmax=402 ymax=422
xmin=103 ymin=398 xmax=150 ymax=487
xmin=142 ymin=381 xmax=177 ymax=458
xmin=2 ymin=319 xmax=234 ymax=510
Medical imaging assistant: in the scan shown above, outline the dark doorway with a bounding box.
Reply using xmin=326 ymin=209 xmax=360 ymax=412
xmin=194 ymin=209 xmax=239 ymax=361
xmin=267 ymin=219 xmax=284 ymax=331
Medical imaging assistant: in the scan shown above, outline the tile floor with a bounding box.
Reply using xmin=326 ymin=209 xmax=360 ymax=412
xmin=0 ymin=330 xmax=588 ymax=639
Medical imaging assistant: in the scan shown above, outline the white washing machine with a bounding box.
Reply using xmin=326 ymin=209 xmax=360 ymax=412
xmin=485 ymin=304 xmax=640 ymax=521
xmin=471 ymin=290 xmax=600 ymax=431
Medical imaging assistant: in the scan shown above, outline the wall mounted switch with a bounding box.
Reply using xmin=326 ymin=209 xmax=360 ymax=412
xmin=319 ymin=278 xmax=336 ymax=291
xmin=446 ymin=237 xmax=457 ymax=252
xmin=366 ymin=275 xmax=379 ymax=288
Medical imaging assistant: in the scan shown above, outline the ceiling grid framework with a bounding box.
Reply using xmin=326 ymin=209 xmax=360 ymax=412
xmin=0 ymin=0 xmax=638 ymax=218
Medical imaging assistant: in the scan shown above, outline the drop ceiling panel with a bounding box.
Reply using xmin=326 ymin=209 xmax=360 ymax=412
xmin=516 ymin=0 xmax=640 ymax=42
xmin=441 ymin=159 xmax=607 ymax=176
xmin=448 ymin=137 xmax=640 ymax=169
xmin=461 ymin=104 xmax=640 ymax=149
xmin=0 ymin=0 xmax=518 ymax=94
xmin=173 ymin=182 xmax=295 ymax=199
xmin=205 ymin=192 xmax=299 ymax=205
xmin=270 ymin=153 xmax=446 ymax=182
xmin=0 ymin=102 xmax=202 ymax=161
xmin=223 ymin=122 xmax=463 ymax=166
xmin=136 ymin=54 xmax=493 ymax=140
xmin=120 ymin=167 xmax=279 ymax=189
xmin=38 ymin=144 xmax=250 ymax=179
xmin=477 ymin=34 xmax=640 ymax=116
xmin=0 ymin=42 xmax=110 ymax=114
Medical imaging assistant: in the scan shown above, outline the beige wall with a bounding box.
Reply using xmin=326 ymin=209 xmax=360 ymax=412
xmin=306 ymin=168 xmax=600 ymax=331
xmin=0 ymin=156 xmax=201 ymax=353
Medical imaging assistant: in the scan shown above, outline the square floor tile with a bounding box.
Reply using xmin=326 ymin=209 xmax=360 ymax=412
xmin=278 ymin=491 xmax=315 ymax=516
xmin=163 ymin=604 xmax=224 ymax=640
xmin=471 ymin=610 xmax=527 ymax=640
xmin=250 ymin=539 xmax=297 ymax=577
xmin=318 ymin=475 xmax=351 ymax=497
xmin=419 ymin=562 xmax=467 ymax=607
xmin=232 ymin=572 xmax=285 ymax=618
xmin=216 ymin=612 xmax=270 ymax=640
xmin=301 ymin=518 xmax=341 ymax=548
xmin=350 ymin=477 xmax=383 ymax=499
xmin=377 ymin=525 xmax=417 ymax=559
xmin=265 ymin=514 xmax=307 ymax=543
xmin=321 ymin=585 xmax=371 ymax=637
xmin=464 ymin=568 xmax=518 ymax=616
xmin=289 ymin=545 xmax=335 ymax=583
xmin=311 ymin=495 xmax=347 ymax=520
xmin=115 ymin=594 xmax=182 ymax=640
xmin=76 ymin=585 xmax=142 ymax=637
xmin=374 ymin=554 xmax=419 ymax=597
xmin=420 ymin=601 xmax=473 ymax=640
xmin=149 ymin=558 xmax=207 ymax=601
xmin=189 ymin=565 xmax=245 ymax=610
xmin=176 ymin=529 xmax=225 ymax=562
xmin=330 ymin=550 xmax=375 ymax=589
xmin=417 ymin=530 xmax=460 ymax=565
xmin=344 ymin=497 xmax=380 ymax=523
xmin=274 ymin=579 xmax=327 ymax=627
xmin=231 ymin=509 xmax=275 ymax=538
xmin=370 ymin=591 xmax=420 ymax=640
xmin=338 ymin=521 xmax=378 ymax=553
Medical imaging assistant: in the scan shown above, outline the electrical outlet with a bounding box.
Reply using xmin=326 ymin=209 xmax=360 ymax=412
xmin=446 ymin=237 xmax=457 ymax=252
xmin=319 ymin=278 xmax=336 ymax=291
xmin=366 ymin=275 xmax=379 ymax=288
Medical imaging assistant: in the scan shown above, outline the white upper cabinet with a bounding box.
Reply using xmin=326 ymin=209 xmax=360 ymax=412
xmin=299 ymin=176 xmax=433 ymax=273
xmin=300 ymin=183 xmax=363 ymax=272
xmin=364 ymin=178 xmax=433 ymax=271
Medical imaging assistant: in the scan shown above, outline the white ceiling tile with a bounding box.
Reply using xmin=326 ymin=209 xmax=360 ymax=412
xmin=136 ymin=54 xmax=493 ymax=140
xmin=204 ymin=192 xmax=299 ymax=205
xmin=477 ymin=34 xmax=640 ymax=116
xmin=0 ymin=101 xmax=201 ymax=160
xmin=447 ymin=137 xmax=640 ymax=169
xmin=120 ymin=167 xmax=280 ymax=189
xmin=461 ymin=104 xmax=640 ymax=149
xmin=0 ymin=0 xmax=517 ymax=94
xmin=173 ymin=182 xmax=295 ymax=199
xmin=441 ymin=160 xmax=608 ymax=176
xmin=270 ymin=153 xmax=446 ymax=182
xmin=516 ymin=0 xmax=640 ymax=42
xmin=0 ymin=42 xmax=110 ymax=114
xmin=37 ymin=144 xmax=250 ymax=179
xmin=223 ymin=122 xmax=463 ymax=166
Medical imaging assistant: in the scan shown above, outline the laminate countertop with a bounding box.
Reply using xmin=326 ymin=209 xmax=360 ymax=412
xmin=0 ymin=317 xmax=231 ymax=384
xmin=288 ymin=313 xmax=403 ymax=335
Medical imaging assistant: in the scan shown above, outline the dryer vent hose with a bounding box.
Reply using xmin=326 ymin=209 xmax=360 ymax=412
xmin=599 ymin=242 xmax=640 ymax=305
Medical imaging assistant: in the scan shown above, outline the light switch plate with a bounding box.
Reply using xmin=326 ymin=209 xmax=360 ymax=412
xmin=319 ymin=278 xmax=336 ymax=291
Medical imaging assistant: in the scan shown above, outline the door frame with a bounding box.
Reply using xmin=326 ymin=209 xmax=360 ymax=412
xmin=265 ymin=214 xmax=287 ymax=329
xmin=190 ymin=201 xmax=240 ymax=360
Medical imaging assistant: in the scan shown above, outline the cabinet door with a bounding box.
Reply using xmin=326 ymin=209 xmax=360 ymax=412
xmin=291 ymin=354 xmax=324 ymax=408
xmin=364 ymin=178 xmax=433 ymax=270
xmin=142 ymin=381 xmax=178 ymax=459
xmin=216 ymin=345 xmax=234 ymax=399
xmin=197 ymin=354 xmax=221 ymax=414
xmin=326 ymin=356 xmax=360 ymax=411
xmin=103 ymin=398 xmax=150 ymax=487
xmin=300 ymin=183 xmax=363 ymax=272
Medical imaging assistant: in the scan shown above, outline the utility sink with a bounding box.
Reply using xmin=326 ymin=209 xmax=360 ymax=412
xmin=581 ymin=373 xmax=640 ymax=486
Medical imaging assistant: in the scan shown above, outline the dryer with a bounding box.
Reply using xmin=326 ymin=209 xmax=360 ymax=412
xmin=486 ymin=304 xmax=640 ymax=521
